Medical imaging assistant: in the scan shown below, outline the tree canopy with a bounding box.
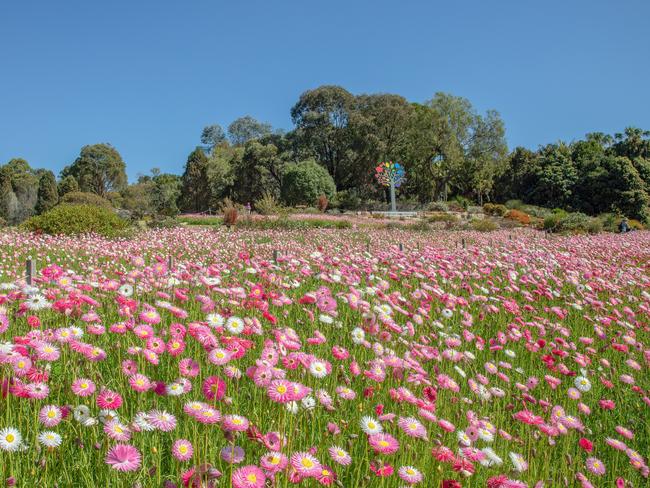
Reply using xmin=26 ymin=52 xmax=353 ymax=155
xmin=2 ymin=85 xmax=650 ymax=225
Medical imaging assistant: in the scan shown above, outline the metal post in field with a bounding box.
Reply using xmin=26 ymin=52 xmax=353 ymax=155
xmin=398 ymin=243 xmax=404 ymax=252
xmin=168 ymin=256 xmax=174 ymax=271
xmin=462 ymin=238 xmax=466 ymax=249
xmin=25 ymin=258 xmax=35 ymax=286
xmin=273 ymin=250 xmax=280 ymax=264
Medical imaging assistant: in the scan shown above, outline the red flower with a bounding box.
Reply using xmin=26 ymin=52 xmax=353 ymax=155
xmin=599 ymin=399 xmax=615 ymax=410
xmin=578 ymin=437 xmax=593 ymax=452
xmin=369 ymin=462 xmax=393 ymax=477
xmin=442 ymin=480 xmax=462 ymax=488
xmin=27 ymin=316 xmax=41 ymax=328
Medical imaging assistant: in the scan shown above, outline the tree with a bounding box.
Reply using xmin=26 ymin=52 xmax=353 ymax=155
xmin=228 ymin=116 xmax=272 ymax=146
xmin=61 ymin=144 xmax=127 ymax=197
xmin=120 ymin=180 xmax=154 ymax=219
xmin=0 ymin=168 xmax=16 ymax=223
xmin=231 ymin=141 xmax=289 ymax=203
xmin=281 ymin=160 xmax=336 ymax=206
xmin=611 ymin=127 xmax=650 ymax=160
xmin=180 ymin=148 xmax=210 ymax=212
xmin=494 ymin=147 xmax=539 ymax=202
xmin=151 ymin=172 xmax=182 ymax=216
xmin=291 ymin=85 xmax=355 ymax=189
xmin=1 ymin=158 xmax=39 ymax=223
xmin=527 ymin=143 xmax=578 ymax=208
xmin=35 ymin=170 xmax=59 ymax=214
xmin=207 ymin=145 xmax=239 ymax=206
xmin=463 ymin=110 xmax=508 ymax=204
xmin=58 ymin=175 xmax=79 ymax=196
xmin=201 ymin=125 xmax=226 ymax=153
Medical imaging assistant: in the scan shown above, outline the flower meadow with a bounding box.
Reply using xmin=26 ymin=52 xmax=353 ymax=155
xmin=0 ymin=227 xmax=648 ymax=488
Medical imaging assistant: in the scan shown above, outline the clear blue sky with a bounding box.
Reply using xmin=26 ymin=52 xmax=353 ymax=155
xmin=2 ymin=0 xmax=649 ymax=180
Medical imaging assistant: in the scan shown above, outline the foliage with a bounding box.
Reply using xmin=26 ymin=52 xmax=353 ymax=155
xmin=180 ymin=149 xmax=211 ymax=213
xmin=254 ymin=191 xmax=282 ymax=215
xmin=317 ymin=194 xmax=329 ymax=212
xmin=200 ymin=125 xmax=226 ymax=153
xmin=628 ymin=219 xmax=644 ymax=230
xmin=61 ymin=191 xmax=112 ymax=208
xmin=4 ymin=86 xmax=650 ymax=224
xmin=554 ymin=212 xmax=595 ymax=234
xmin=227 ymin=116 xmax=272 ymax=146
xmin=150 ymin=172 xmax=182 ymax=217
xmin=471 ymin=218 xmax=498 ymax=232
xmin=236 ymin=216 xmax=352 ymax=230
xmin=0 ymin=158 xmax=39 ymax=224
xmin=281 ymin=160 xmax=336 ymax=206
xmin=505 ymin=209 xmax=532 ymax=225
xmin=482 ymin=202 xmax=508 ymax=216
xmin=57 ymin=175 xmax=79 ymax=197
xmin=220 ymin=198 xmax=238 ymax=226
xmin=405 ymin=219 xmax=431 ymax=232
xmin=35 ymin=170 xmax=59 ymax=214
xmin=61 ymin=144 xmax=127 ymax=197
xmin=22 ymin=204 xmax=128 ymax=236
xmin=178 ymin=215 xmax=223 ymax=226
xmin=146 ymin=216 xmax=180 ymax=229
xmin=334 ymin=189 xmax=362 ymax=210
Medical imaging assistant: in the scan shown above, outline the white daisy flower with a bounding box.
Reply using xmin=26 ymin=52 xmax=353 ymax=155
xmin=360 ymin=416 xmax=382 ymax=435
xmin=225 ymin=316 xmax=244 ymax=335
xmin=38 ymin=431 xmax=62 ymax=448
xmin=0 ymin=427 xmax=22 ymax=452
xmin=309 ymin=361 xmax=328 ymax=378
xmin=351 ymin=327 xmax=365 ymax=344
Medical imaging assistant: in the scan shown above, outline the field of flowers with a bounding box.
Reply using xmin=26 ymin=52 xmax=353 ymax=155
xmin=0 ymin=227 xmax=648 ymax=488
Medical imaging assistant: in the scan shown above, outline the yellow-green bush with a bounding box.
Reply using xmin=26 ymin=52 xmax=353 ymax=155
xmin=22 ymin=204 xmax=129 ymax=237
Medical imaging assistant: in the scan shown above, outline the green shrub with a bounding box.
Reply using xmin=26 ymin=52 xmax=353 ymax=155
xmin=22 ymin=204 xmax=129 ymax=237
xmin=406 ymin=220 xmax=431 ymax=232
xmin=428 ymin=201 xmax=448 ymax=212
xmin=178 ymin=215 xmax=222 ymax=226
xmin=543 ymin=214 xmax=562 ymax=231
xmin=61 ymin=191 xmax=112 ymax=208
xmin=483 ymin=203 xmax=508 ymax=216
xmin=254 ymin=191 xmax=281 ymax=215
xmin=448 ymin=196 xmax=470 ymax=211
xmin=555 ymin=212 xmax=592 ymax=233
xmin=628 ymin=219 xmax=645 ymax=230
xmin=147 ymin=217 xmax=179 ymax=229
xmin=281 ymin=160 xmax=336 ymax=206
xmin=598 ymin=213 xmax=619 ymax=232
xmin=334 ymin=189 xmax=362 ymax=210
xmin=426 ymin=213 xmax=458 ymax=224
xmin=471 ymin=219 xmax=498 ymax=232
xmin=236 ymin=216 xmax=351 ymax=230
xmin=586 ymin=219 xmax=603 ymax=234
xmin=505 ymin=199 xmax=524 ymax=210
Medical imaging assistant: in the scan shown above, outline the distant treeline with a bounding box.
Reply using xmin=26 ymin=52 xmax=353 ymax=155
xmin=1 ymin=85 xmax=649 ymax=224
